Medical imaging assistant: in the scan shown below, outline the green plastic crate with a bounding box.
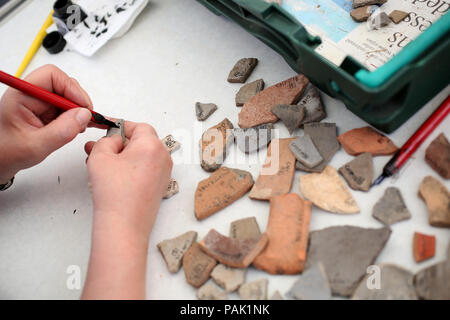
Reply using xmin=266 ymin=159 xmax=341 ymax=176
xmin=196 ymin=0 xmax=450 ymax=133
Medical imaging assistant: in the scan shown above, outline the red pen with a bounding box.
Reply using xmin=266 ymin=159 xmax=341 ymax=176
xmin=372 ymin=95 xmax=450 ymax=187
xmin=0 ymin=70 xmax=118 ymax=128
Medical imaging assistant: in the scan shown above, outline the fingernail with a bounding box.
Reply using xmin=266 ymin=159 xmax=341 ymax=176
xmin=76 ymin=109 xmax=92 ymax=128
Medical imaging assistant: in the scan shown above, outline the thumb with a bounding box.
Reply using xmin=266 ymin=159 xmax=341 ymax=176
xmin=37 ymin=108 xmax=92 ymax=156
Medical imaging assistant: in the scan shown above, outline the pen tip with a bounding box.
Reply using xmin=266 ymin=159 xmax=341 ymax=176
xmin=104 ymin=119 xmax=119 ymax=128
xmin=371 ymin=175 xmax=385 ymax=188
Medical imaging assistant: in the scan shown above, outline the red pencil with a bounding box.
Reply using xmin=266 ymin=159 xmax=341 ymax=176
xmin=0 ymin=70 xmax=118 ymax=128
xmin=372 ymin=95 xmax=450 ymax=187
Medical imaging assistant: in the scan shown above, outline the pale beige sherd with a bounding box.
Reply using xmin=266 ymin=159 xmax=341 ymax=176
xmin=418 ymin=176 xmax=450 ymax=228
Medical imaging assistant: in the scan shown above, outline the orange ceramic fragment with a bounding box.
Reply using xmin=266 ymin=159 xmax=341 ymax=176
xmin=338 ymin=126 xmax=398 ymax=156
xmin=413 ymin=232 xmax=436 ymax=263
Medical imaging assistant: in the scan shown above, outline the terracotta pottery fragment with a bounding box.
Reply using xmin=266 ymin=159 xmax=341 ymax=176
xmin=418 ymin=176 xmax=450 ymax=228
xmin=413 ymin=232 xmax=436 ymax=263
xmin=425 ymin=133 xmax=450 ymax=179
xmin=182 ymin=243 xmax=217 ymax=288
xmin=338 ymin=126 xmax=398 ymax=156
xmin=227 ymin=58 xmax=258 ymax=83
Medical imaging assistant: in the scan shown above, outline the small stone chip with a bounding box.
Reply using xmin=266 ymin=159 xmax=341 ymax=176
xmin=353 ymin=0 xmax=386 ymax=9
xmin=350 ymin=6 xmax=373 ymax=22
xmin=270 ymin=104 xmax=305 ymax=134
xmin=339 ymin=153 xmax=373 ymax=192
xmin=414 ymin=260 xmax=450 ymax=300
xmin=157 ymin=231 xmax=197 ymax=273
xmin=197 ymin=281 xmax=228 ymax=300
xmin=368 ymin=11 xmax=390 ymax=30
xmin=270 ymin=291 xmax=284 ymax=300
xmin=182 ymin=242 xmax=217 ymax=288
xmin=211 ymin=264 xmax=246 ymax=292
xmin=418 ymin=176 xmax=450 ymax=228
xmin=372 ymin=187 xmax=411 ymax=225
xmin=227 ymin=58 xmax=258 ymax=83
xmin=162 ymin=134 xmax=180 ymax=154
xmin=389 ymin=10 xmax=408 ymax=24
xmin=163 ymin=178 xmax=179 ymax=199
xmin=235 ymin=79 xmax=265 ymax=106
xmin=200 ymin=118 xmax=234 ymax=172
xmin=413 ymin=232 xmax=436 ymax=263
xmin=230 ymin=217 xmax=261 ymax=240
xmin=195 ymin=102 xmax=218 ymax=121
xmin=234 ymin=124 xmax=273 ymax=153
xmin=299 ymin=166 xmax=360 ymax=214
xmin=195 ymin=167 xmax=254 ymax=220
xmin=290 ymin=135 xmax=323 ymax=168
xmin=425 ymin=133 xmax=450 ymax=179
xmin=200 ymin=229 xmax=268 ymax=268
xmin=238 ymin=279 xmax=268 ymax=300
xmin=106 ymin=119 xmax=126 ymax=143
xmin=338 ymin=126 xmax=398 ymax=156
xmin=287 ymin=263 xmax=331 ymax=300
xmin=297 ymin=84 xmax=326 ymax=126
xmin=352 ymin=264 xmax=417 ymax=300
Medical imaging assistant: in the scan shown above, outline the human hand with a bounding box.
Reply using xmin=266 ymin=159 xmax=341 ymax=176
xmin=0 ymin=64 xmax=93 ymax=184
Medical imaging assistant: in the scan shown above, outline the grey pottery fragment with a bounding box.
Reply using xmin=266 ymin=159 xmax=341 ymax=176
xmin=236 ymin=79 xmax=264 ymax=106
xmin=197 ymin=281 xmax=228 ymax=300
xmin=372 ymin=187 xmax=411 ymax=225
xmin=234 ymin=123 xmax=273 ymax=153
xmin=230 ymin=217 xmax=261 ymax=240
xmin=287 ymin=262 xmax=331 ymax=300
xmin=157 ymin=231 xmax=197 ymax=273
xmin=338 ymin=152 xmax=374 ymax=191
xmin=290 ymin=135 xmax=323 ymax=168
xmin=297 ymin=84 xmax=326 ymax=126
xmin=414 ymin=260 xmax=450 ymax=300
xmin=238 ymin=279 xmax=268 ymax=300
xmin=196 ymin=102 xmax=218 ymax=121
xmin=106 ymin=119 xmax=126 ymax=143
xmin=227 ymin=58 xmax=258 ymax=83
xmin=211 ymin=264 xmax=246 ymax=293
xmin=271 ymin=104 xmax=305 ymax=134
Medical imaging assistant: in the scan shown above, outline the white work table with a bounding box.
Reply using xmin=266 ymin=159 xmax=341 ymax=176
xmin=0 ymin=0 xmax=448 ymax=300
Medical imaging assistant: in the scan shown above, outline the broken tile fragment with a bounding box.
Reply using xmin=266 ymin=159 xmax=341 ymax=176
xmin=230 ymin=217 xmax=261 ymax=240
xmin=200 ymin=118 xmax=234 ymax=172
xmin=350 ymin=6 xmax=373 ymax=22
xmin=162 ymin=134 xmax=180 ymax=154
xmin=414 ymin=260 xmax=450 ymax=299
xmin=287 ymin=263 xmax=331 ymax=300
xmin=299 ymin=165 xmax=360 ymax=214
xmin=425 ymin=133 xmax=450 ymax=179
xmin=249 ymin=138 xmax=296 ymax=200
xmin=196 ymin=281 xmax=228 ymax=300
xmin=352 ymin=264 xmax=417 ymax=300
xmin=227 ymin=58 xmax=258 ymax=83
xmin=195 ymin=167 xmax=254 ymax=220
xmin=157 ymin=231 xmax=197 ymax=273
xmin=253 ymin=193 xmax=311 ymax=274
xmin=353 ymin=0 xmax=386 ymax=9
xmin=372 ymin=187 xmax=411 ymax=225
xmin=290 ymin=135 xmax=323 ymax=168
xmin=163 ymin=178 xmax=179 ymax=199
xmin=295 ymin=122 xmax=339 ymax=173
xmin=270 ymin=291 xmax=284 ymax=300
xmin=338 ymin=126 xmax=398 ymax=156
xmin=106 ymin=119 xmax=126 ymax=143
xmin=389 ymin=10 xmax=408 ymax=24
xmin=211 ymin=264 xmax=246 ymax=292
xmin=297 ymin=84 xmax=326 ymax=126
xmin=413 ymin=232 xmax=436 ymax=263
xmin=200 ymin=229 xmax=268 ymax=268
xmin=368 ymin=11 xmax=390 ymax=30
xmin=238 ymin=279 xmax=268 ymax=300
xmin=195 ymin=102 xmax=217 ymax=121
xmin=238 ymin=75 xmax=309 ymax=128
xmin=235 ymin=79 xmax=264 ymax=106
xmin=233 ymin=123 xmax=273 ymax=153
xmin=182 ymin=242 xmax=217 ymax=288
xmin=418 ymin=176 xmax=450 ymax=228
xmin=339 ymin=153 xmax=373 ymax=191
xmin=270 ymin=104 xmax=305 ymax=134
xmin=306 ymin=226 xmax=391 ymax=296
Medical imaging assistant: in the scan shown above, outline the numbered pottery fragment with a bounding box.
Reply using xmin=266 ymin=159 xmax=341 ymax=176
xmin=238 ymin=75 xmax=309 ymax=128
xmin=413 ymin=232 xmax=436 ymax=263
xmin=389 ymin=10 xmax=408 ymax=24
xmin=425 ymin=133 xmax=450 ymax=179
xmin=290 ymin=135 xmax=323 ymax=168
xmin=270 ymin=104 xmax=305 ymax=134
xmin=157 ymin=231 xmax=197 ymax=273
xmin=195 ymin=102 xmax=217 ymax=121
xmin=227 ymin=58 xmax=258 ymax=83
xmin=211 ymin=264 xmax=246 ymax=293
xmin=197 ymin=281 xmax=228 ymax=300
xmin=297 ymin=84 xmax=326 ymax=126
xmin=163 ymin=178 xmax=179 ymax=199
xmin=306 ymin=225 xmax=391 ymax=296
xmin=339 ymin=152 xmax=373 ymax=191
xmin=414 ymin=260 xmax=450 ymax=299
xmin=235 ymin=79 xmax=264 ymax=106
xmin=195 ymin=167 xmax=254 ymax=220
xmin=182 ymin=243 xmax=217 ymax=288
xmin=162 ymin=134 xmax=181 ymax=154
xmin=238 ymin=279 xmax=268 ymax=300
xmin=287 ymin=263 xmax=331 ymax=300
xmin=372 ymin=187 xmax=411 ymax=225
xmin=338 ymin=126 xmax=398 ymax=156
xmin=350 ymin=6 xmax=373 ymax=22
xmin=234 ymin=123 xmax=273 ymax=153
xmin=418 ymin=176 xmax=450 ymax=228
xmin=106 ymin=119 xmax=126 ymax=143
xmin=229 ymin=217 xmax=261 ymax=240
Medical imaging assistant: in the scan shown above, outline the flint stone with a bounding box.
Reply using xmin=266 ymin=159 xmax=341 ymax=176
xmin=297 ymin=84 xmax=326 ymax=126
xmin=253 ymin=193 xmax=312 ymax=275
xmin=162 ymin=134 xmax=180 ymax=154
xmin=182 ymin=242 xmax=217 ymax=288
xmin=306 ymin=225 xmax=391 ymax=296
xmin=238 ymin=75 xmax=309 ymax=128
xmin=352 ymin=264 xmax=418 ymax=300
xmin=299 ymin=165 xmax=360 ymax=214
xmin=249 ymin=138 xmax=296 ymax=200
xmin=270 ymin=291 xmax=284 ymax=300
xmin=353 ymin=0 xmax=386 ymax=9
xmin=230 ymin=217 xmax=261 ymax=240
xmin=200 ymin=118 xmax=234 ymax=172
xmin=270 ymin=104 xmax=305 ymax=134
xmin=350 ymin=6 xmax=373 ymax=22
xmin=157 ymin=231 xmax=197 ymax=273
xmin=295 ymin=122 xmax=340 ymax=173
xmin=200 ymin=229 xmax=268 ymax=268
xmin=197 ymin=281 xmax=228 ymax=300
xmin=389 ymin=10 xmax=408 ymax=24
xmin=236 ymin=79 xmax=265 ymax=106
xmin=227 ymin=58 xmax=258 ymax=83
xmin=339 ymin=152 xmax=373 ymax=191
xmin=338 ymin=126 xmax=398 ymax=156
xmin=418 ymin=176 xmax=450 ymax=228
xmin=234 ymin=124 xmax=273 ymax=153
xmin=195 ymin=102 xmax=217 ymax=121
xmin=414 ymin=260 xmax=450 ymax=299
xmin=290 ymin=135 xmax=323 ymax=168
xmin=413 ymin=232 xmax=436 ymax=263
xmin=425 ymin=133 xmax=450 ymax=179
xmin=211 ymin=264 xmax=246 ymax=292
xmin=163 ymin=178 xmax=179 ymax=199
xmin=287 ymin=263 xmax=331 ymax=300
xmin=372 ymin=187 xmax=411 ymax=225
xmin=238 ymin=279 xmax=268 ymax=300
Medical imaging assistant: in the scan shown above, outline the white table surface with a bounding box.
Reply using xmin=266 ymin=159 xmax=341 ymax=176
xmin=0 ymin=0 xmax=448 ymax=300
